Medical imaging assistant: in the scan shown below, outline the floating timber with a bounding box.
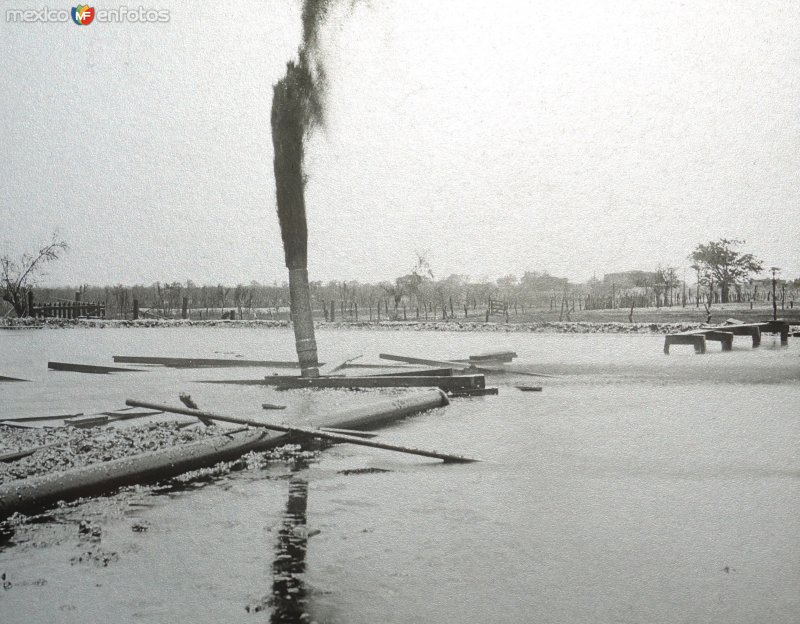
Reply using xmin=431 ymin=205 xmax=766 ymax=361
xmin=664 ymin=320 xmax=790 ymax=354
xmin=125 ymin=400 xmax=479 ymax=464
xmin=0 ymin=389 xmax=449 ymax=518
xmin=448 ymin=388 xmax=499 ymax=397
xmin=0 ymin=375 xmax=30 ymax=383
xmin=468 ymin=350 xmax=517 ymax=363
xmin=379 ymin=353 xmax=556 ymax=378
xmin=516 ymin=385 xmax=543 ymax=392
xmin=0 ymin=412 xmax=83 ymax=424
xmin=48 ymin=362 xmax=145 ymax=374
xmin=379 ymin=353 xmax=469 ymax=369
xmin=112 ymin=356 xmax=316 ymax=368
xmin=269 ymin=374 xmax=485 ymax=393
xmin=371 ymin=368 xmax=457 ymax=377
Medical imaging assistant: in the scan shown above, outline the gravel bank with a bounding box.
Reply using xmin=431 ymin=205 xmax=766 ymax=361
xmin=1 ymin=317 xmax=709 ymax=334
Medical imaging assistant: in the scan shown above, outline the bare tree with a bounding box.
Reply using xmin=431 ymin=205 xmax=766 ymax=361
xmin=1 ymin=237 xmax=68 ymax=317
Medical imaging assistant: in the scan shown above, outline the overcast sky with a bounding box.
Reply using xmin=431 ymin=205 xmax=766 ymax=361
xmin=2 ymin=0 xmax=798 ymax=286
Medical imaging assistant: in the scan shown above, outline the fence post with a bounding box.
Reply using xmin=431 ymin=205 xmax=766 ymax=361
xmin=182 ymin=297 xmax=188 ymax=320
xmin=133 ymin=299 xmax=139 ymax=320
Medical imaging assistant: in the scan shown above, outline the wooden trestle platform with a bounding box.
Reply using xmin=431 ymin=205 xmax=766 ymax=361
xmin=664 ymin=320 xmax=791 ymax=354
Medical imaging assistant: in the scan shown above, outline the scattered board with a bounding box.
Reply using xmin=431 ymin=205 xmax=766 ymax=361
xmin=48 ymin=362 xmax=145 ymax=374
xmin=112 ymin=356 xmax=319 ymax=368
xmin=516 ymin=385 xmax=543 ymax=392
xmin=125 ymin=399 xmax=480 ymax=463
xmin=269 ymin=374 xmax=486 ymax=393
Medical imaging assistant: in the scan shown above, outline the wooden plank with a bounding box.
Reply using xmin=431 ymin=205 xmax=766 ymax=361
xmin=112 ymin=356 xmax=314 ymax=368
xmin=318 ymin=427 xmax=379 ymax=439
xmin=370 ymin=368 xmax=456 ymax=378
xmin=468 ymin=351 xmax=517 ymax=362
xmin=124 ymin=399 xmax=479 ymax=463
xmin=379 ymin=353 xmax=467 ymax=368
xmin=0 ymin=441 xmax=67 ymax=463
xmin=270 ymin=374 xmax=485 ymax=392
xmin=48 ymin=362 xmax=145 ymax=374
xmin=64 ymin=414 xmax=111 ymax=428
xmin=340 ymin=362 xmax=416 ymax=370
xmin=196 ymin=379 xmax=274 ymax=386
xmin=379 ymin=353 xmax=557 ymax=378
xmin=448 ymin=388 xmax=499 ymax=397
xmin=1 ymin=412 xmax=84 ymax=423
xmin=0 ymin=375 xmax=30 ymax=382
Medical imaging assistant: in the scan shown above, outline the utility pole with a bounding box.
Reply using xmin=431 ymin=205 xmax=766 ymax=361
xmin=770 ymin=267 xmax=780 ymax=321
xmin=682 ymin=268 xmax=686 ymax=307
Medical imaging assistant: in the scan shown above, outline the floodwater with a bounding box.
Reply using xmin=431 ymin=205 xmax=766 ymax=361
xmin=0 ymin=327 xmax=798 ymax=624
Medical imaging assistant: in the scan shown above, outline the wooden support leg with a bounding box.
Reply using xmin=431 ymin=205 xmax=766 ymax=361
xmin=694 ymin=336 xmax=706 ymax=354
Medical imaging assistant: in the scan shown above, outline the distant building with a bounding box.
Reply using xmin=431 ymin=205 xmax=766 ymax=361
xmin=602 ymin=271 xmax=658 ymax=288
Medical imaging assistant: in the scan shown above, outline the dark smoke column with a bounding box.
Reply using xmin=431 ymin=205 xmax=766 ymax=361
xmin=270 ymin=1 xmax=332 ymax=378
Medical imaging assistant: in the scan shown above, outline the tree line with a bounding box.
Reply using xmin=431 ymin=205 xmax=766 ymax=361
xmin=2 ymin=238 xmax=798 ymax=319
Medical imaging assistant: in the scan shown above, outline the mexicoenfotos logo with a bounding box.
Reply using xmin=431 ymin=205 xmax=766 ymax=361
xmin=6 ymin=5 xmax=170 ymax=23
xmin=71 ymin=5 xmax=95 ymax=25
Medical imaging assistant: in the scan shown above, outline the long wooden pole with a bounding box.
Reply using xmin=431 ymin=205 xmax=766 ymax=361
xmin=0 ymin=390 xmax=450 ymax=518
xmin=125 ymin=399 xmax=478 ymax=464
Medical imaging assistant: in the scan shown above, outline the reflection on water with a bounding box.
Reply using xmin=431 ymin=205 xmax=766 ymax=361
xmin=270 ymin=475 xmax=310 ymax=624
xmin=246 ymin=459 xmax=312 ymax=623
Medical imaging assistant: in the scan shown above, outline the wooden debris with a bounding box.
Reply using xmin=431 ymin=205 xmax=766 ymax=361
xmin=262 ymin=403 xmax=288 ymax=410
xmin=270 ymin=374 xmax=485 ymax=393
xmin=2 ymin=410 xmax=164 ymax=430
xmin=179 ymin=393 xmax=212 ymax=426
xmin=468 ymin=350 xmax=517 ymax=363
xmin=196 ymin=379 xmax=273 ymax=386
xmin=0 ymin=420 xmax=56 ymax=429
xmin=516 ymin=385 xmax=543 ymax=392
xmin=379 ymin=353 xmax=466 ymax=368
xmin=339 ymin=362 xmax=415 ymax=370
xmin=112 ymin=356 xmax=317 ymax=368
xmin=0 ymin=441 xmax=67 ymax=463
xmin=0 ymin=412 xmax=83 ymax=423
xmin=0 ymin=389 xmax=449 ymax=518
xmin=125 ymin=399 xmax=479 ymax=464
xmin=64 ymin=414 xmax=112 ymax=428
xmin=380 ymin=353 xmax=557 ymax=378
xmin=371 ymin=368 xmax=456 ymax=378
xmin=318 ymin=427 xmax=378 ymax=439
xmin=0 ymin=375 xmax=30 ymax=383
xmin=48 ymin=362 xmax=145 ymax=374
xmin=448 ymin=388 xmax=499 ymax=397
xmin=325 ymin=354 xmax=363 ymax=374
